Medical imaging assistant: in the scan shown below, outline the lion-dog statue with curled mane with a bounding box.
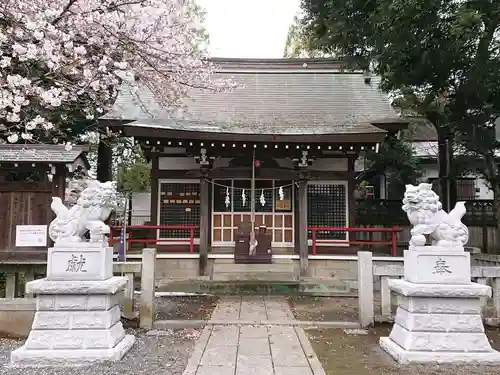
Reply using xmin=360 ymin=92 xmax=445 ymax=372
xmin=49 ymin=180 xmax=119 ymax=246
xmin=402 ymin=183 xmax=468 ymax=249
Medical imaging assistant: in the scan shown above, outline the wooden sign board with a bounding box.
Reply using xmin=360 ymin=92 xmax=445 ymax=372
xmin=16 ymin=225 xmax=48 ymax=247
xmin=275 ymin=200 xmax=291 ymax=211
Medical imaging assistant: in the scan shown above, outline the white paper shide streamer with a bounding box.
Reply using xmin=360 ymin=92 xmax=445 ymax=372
xmin=225 ymin=187 xmax=230 ymax=208
xmin=259 ymin=190 xmax=266 ymax=206
xmin=278 ymin=186 xmax=284 ymax=200
xmin=242 ymin=189 xmax=246 ymax=207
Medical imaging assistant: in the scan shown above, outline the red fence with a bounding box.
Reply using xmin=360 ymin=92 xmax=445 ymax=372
xmin=308 ymin=227 xmax=402 ymax=256
xmin=109 ymin=225 xmax=199 ymax=254
xmin=110 ymin=225 xmax=401 ymax=256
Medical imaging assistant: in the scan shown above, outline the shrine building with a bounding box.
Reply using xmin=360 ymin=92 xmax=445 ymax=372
xmin=102 ymin=58 xmax=407 ymax=268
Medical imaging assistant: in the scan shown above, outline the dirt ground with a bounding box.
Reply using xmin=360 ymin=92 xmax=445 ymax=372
xmin=288 ymin=296 xmax=360 ymax=321
xmin=307 ymin=326 xmax=500 ymax=375
xmin=154 ymin=296 xmax=219 ymax=320
xmin=289 ymin=295 xmax=497 ymax=322
xmin=288 ymin=295 xmax=399 ymax=322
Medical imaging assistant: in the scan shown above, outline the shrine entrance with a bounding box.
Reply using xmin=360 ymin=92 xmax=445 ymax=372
xmin=211 ymin=178 xmax=295 ymax=249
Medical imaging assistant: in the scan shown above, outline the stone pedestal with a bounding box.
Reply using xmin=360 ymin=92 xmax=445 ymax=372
xmin=11 ymin=245 xmax=135 ymax=366
xmin=380 ymin=247 xmax=500 ymax=364
xmin=47 ymin=244 xmax=114 ymax=281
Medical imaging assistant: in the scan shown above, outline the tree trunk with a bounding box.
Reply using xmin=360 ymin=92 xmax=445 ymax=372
xmin=96 ymin=135 xmax=113 ymax=182
xmin=437 ymin=130 xmax=456 ymax=211
xmin=493 ymin=185 xmax=500 ymax=254
xmin=485 ymin=155 xmax=500 ymax=254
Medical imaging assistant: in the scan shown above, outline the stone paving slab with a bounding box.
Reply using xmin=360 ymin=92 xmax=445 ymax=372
xmin=182 ymin=296 xmax=326 ymax=375
xmin=210 ymin=296 xmax=295 ymax=322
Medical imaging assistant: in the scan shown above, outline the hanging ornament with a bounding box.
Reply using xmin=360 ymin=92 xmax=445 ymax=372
xmin=278 ymin=186 xmax=284 ymax=200
xmin=260 ymin=189 xmax=266 ymax=206
xmin=242 ymin=189 xmax=247 ymax=207
xmin=225 ymin=187 xmax=230 ymax=208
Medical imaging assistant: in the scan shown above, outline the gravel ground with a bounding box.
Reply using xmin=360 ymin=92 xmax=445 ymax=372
xmin=0 ymin=328 xmax=199 ymax=375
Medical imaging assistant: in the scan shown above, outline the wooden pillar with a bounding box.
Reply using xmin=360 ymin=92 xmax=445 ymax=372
xmin=199 ymin=178 xmax=210 ymax=275
xmin=51 ymin=165 xmax=66 ymax=199
xmin=347 ymin=155 xmax=357 ymax=228
xmin=96 ymin=135 xmax=113 ymax=182
xmin=298 ymin=179 xmax=308 ymax=276
xmin=150 ymin=155 xmax=159 ymax=225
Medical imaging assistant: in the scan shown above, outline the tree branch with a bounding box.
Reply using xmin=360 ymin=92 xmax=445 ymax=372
xmin=52 ymin=0 xmax=79 ymax=25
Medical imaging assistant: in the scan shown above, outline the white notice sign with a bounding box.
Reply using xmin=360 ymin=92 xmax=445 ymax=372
xmin=15 ymin=225 xmax=48 ymax=247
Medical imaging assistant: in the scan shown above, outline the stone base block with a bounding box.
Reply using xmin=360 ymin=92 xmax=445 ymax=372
xmin=10 ymin=276 xmax=134 ymax=366
xmin=388 ymin=278 xmax=491 ymax=298
xmin=388 ymin=322 xmax=491 ymax=352
xmin=32 ymin=305 xmax=121 ymax=330
xmin=380 ymin=337 xmax=500 ymax=364
xmin=27 ymin=276 xmax=127 ymax=295
xmin=394 ymin=306 xmax=484 ymax=332
xmin=381 ymin=279 xmax=500 ymax=364
xmin=404 ymin=248 xmax=471 ymax=284
xmin=25 ymin=322 xmax=125 ymax=350
xmin=10 ymin=334 xmax=135 ymax=366
xmin=47 ymin=245 xmax=114 ymax=281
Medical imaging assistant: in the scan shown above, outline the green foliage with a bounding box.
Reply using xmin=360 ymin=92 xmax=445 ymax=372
xmin=117 ymin=161 xmax=151 ymax=193
xmin=283 ymin=15 xmax=327 ymax=58
xmin=299 ymin=0 xmax=500 ymax=190
xmin=115 ymin=143 xmax=151 ymax=193
xmin=364 ymin=134 xmax=423 ymax=195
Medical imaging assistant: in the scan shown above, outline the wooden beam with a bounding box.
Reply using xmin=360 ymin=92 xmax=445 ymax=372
xmin=0 ymin=182 xmax=51 ymax=192
xmin=199 ymin=178 xmax=210 ymax=275
xmin=157 ymin=169 xmax=196 ymax=179
xmin=51 ymin=165 xmax=66 ymax=199
xmin=150 ymin=156 xmax=159 ymax=225
xmin=183 ymin=167 xmax=351 ymax=180
xmin=298 ymin=179 xmax=308 ymax=276
xmin=123 ymin=125 xmax=386 ymax=144
xmin=347 ymin=155 xmax=357 ymax=227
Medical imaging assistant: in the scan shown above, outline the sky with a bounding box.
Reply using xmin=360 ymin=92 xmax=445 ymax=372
xmin=198 ymin=0 xmax=301 ymax=58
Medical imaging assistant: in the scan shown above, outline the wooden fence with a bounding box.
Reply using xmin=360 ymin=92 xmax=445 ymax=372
xmin=357 ymin=251 xmax=500 ymax=328
xmin=0 ymin=249 xmax=160 ymax=331
xmin=0 ymin=183 xmax=53 ymax=253
xmin=1 ymin=250 xmax=500 ymax=331
xmin=356 ymin=199 xmax=497 ymax=227
xmin=356 ymin=199 xmax=499 ymax=253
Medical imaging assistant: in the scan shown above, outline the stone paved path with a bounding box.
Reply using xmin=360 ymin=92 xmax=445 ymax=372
xmin=210 ymin=296 xmax=295 ymax=322
xmin=182 ymin=297 xmax=326 ymax=375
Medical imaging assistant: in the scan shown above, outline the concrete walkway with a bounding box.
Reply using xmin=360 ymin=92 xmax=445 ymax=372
xmin=182 ymin=297 xmax=326 ymax=375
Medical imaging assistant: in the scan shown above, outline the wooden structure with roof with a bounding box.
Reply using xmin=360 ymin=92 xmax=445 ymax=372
xmin=0 ymin=144 xmax=89 ymax=260
xmin=102 ymin=58 xmax=407 ymax=272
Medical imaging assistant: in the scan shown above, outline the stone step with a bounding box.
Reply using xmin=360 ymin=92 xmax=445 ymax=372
xmin=211 ymin=247 xmax=295 ymax=255
xmin=157 ymin=279 xmax=353 ymax=296
xmin=212 ymin=272 xmax=298 ymax=282
xmin=212 ymin=260 xmax=295 ymax=273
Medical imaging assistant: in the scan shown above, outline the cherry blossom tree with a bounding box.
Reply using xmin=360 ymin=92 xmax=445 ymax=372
xmin=0 ymin=0 xmax=230 ymax=146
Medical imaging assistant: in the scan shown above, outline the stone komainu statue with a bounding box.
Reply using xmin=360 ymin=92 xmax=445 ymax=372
xmin=49 ymin=180 xmax=118 ymax=246
xmin=402 ymin=183 xmax=468 ymax=248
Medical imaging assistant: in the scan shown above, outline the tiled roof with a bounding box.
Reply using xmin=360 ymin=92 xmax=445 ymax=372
xmin=103 ymin=58 xmax=402 ymax=136
xmin=404 ymin=117 xmax=437 ymax=141
xmin=0 ymin=144 xmax=88 ymax=163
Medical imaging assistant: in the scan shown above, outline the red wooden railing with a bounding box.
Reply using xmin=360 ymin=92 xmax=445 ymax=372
xmin=109 ymin=225 xmax=199 ymax=254
xmin=308 ymin=227 xmax=402 ymax=256
xmin=110 ymin=225 xmax=401 ymax=257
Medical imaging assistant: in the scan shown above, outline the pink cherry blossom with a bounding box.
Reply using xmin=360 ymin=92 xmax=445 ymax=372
xmin=0 ymin=0 xmax=234 ymax=144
